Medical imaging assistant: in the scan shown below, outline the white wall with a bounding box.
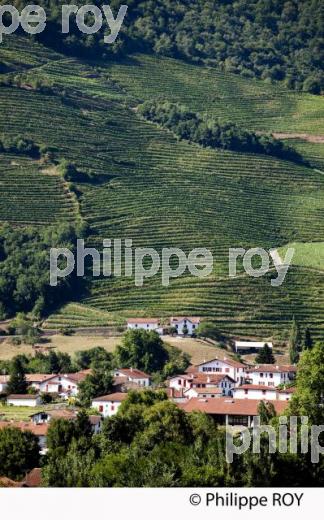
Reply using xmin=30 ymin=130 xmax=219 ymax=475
xmin=92 ymin=400 xmax=123 ymax=418
xmin=198 ymin=359 xmax=246 ymax=386
xmin=247 ymin=370 xmax=296 ymax=387
xmin=233 ymin=388 xmax=277 ymax=400
xmin=7 ymin=397 xmax=41 ymax=407
xmin=172 ymin=319 xmax=199 ymax=335
xmin=127 ymin=323 xmax=159 ymax=332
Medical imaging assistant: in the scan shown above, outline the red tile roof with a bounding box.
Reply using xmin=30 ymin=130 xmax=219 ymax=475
xmin=0 ymin=421 xmax=48 ymax=436
xmin=127 ymin=318 xmax=160 ymax=324
xmin=116 ymin=368 xmax=150 ymax=379
xmin=185 ymin=386 xmax=223 ymax=395
xmin=196 ymin=357 xmax=246 ymax=369
xmin=25 ymin=374 xmax=56 ymax=383
xmin=180 ymin=397 xmax=289 ymax=416
xmin=279 ymin=386 xmax=296 ymax=394
xmin=234 ymin=385 xmax=277 ymax=391
xmin=247 ymin=364 xmax=297 ymax=373
xmin=92 ymin=392 xmax=128 ymax=403
xmin=170 ymin=317 xmax=200 ymax=324
xmin=21 ymin=468 xmax=42 ymax=487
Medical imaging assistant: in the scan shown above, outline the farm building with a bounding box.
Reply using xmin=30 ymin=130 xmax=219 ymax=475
xmin=7 ymin=394 xmax=42 ymax=407
xmin=170 ymin=317 xmax=200 ymax=335
xmin=127 ymin=318 xmax=162 ymax=334
xmin=234 ymin=341 xmax=273 ymax=353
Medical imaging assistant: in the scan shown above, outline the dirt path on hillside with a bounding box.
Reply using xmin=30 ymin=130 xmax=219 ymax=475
xmin=272 ymin=133 xmax=324 ymax=143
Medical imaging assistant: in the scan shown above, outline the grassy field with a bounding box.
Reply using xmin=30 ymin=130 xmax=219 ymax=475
xmin=0 ymin=403 xmax=56 ymax=421
xmin=1 ymin=36 xmax=324 ymax=340
xmin=278 ymin=242 xmax=324 ymax=271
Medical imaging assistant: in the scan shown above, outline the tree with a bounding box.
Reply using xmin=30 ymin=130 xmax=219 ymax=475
xmin=7 ymin=356 xmax=27 ymax=394
xmin=304 ymin=328 xmax=313 ymax=351
xmin=257 ymin=401 xmax=277 ymax=424
xmin=255 ymin=344 xmax=275 ymax=364
xmin=114 ymin=330 xmax=169 ymax=374
xmin=78 ymin=370 xmax=114 ymax=407
xmin=0 ymin=427 xmax=39 ymax=480
xmin=289 ymin=318 xmax=302 ymax=364
xmin=196 ymin=322 xmax=222 ymax=342
xmin=289 ymin=342 xmax=324 ymax=424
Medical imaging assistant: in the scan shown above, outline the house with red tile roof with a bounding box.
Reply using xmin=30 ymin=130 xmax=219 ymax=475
xmin=170 ymin=317 xmax=200 ymax=336
xmin=246 ymin=364 xmax=297 ymax=387
xmin=127 ymin=318 xmax=163 ymax=334
xmin=113 ymin=368 xmax=151 ymax=387
xmin=180 ymin=397 xmax=288 ymax=427
xmin=194 ymin=357 xmax=248 ymax=386
xmin=168 ymin=372 xmax=235 ymax=396
xmin=92 ymin=392 xmax=128 ymax=417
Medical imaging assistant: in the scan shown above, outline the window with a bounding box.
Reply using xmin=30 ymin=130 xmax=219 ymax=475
xmin=260 ymin=373 xmax=263 ymax=378
xmin=99 ymin=405 xmax=103 ymax=412
xmin=269 ymin=373 xmax=273 ymax=378
xmin=225 ymin=368 xmax=230 ymax=373
xmin=262 ymin=390 xmax=266 ymax=395
xmin=268 ymin=382 xmax=274 ymax=387
xmin=111 ymin=405 xmax=115 ymax=411
xmin=244 ymin=389 xmax=248 ymax=395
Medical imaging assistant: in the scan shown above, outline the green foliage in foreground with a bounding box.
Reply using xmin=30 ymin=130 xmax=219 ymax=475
xmin=0 ymin=427 xmax=40 ymax=480
xmin=138 ymin=100 xmax=304 ymax=163
xmin=41 ymin=342 xmax=324 ymax=487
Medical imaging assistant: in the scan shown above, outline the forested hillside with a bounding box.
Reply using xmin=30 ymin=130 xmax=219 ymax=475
xmin=6 ymin=0 xmax=323 ymax=93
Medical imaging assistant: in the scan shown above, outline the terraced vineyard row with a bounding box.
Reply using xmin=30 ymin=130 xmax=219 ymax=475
xmin=0 ymin=155 xmax=77 ymax=224
xmin=106 ymin=54 xmax=324 ymax=134
xmin=1 ymin=37 xmax=324 ymax=338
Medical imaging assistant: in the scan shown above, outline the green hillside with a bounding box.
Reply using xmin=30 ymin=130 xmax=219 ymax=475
xmin=278 ymin=242 xmax=324 ymax=272
xmin=1 ymin=36 xmax=324 ymax=339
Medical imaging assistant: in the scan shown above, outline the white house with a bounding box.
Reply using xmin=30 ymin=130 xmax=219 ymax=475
xmin=92 ymin=392 xmax=128 ymax=418
xmin=34 ymin=370 xmax=91 ymax=397
xmin=170 ymin=317 xmax=200 ymax=336
xmin=196 ymin=357 xmax=247 ymax=386
xmin=113 ymin=368 xmax=151 ymax=387
xmin=127 ymin=318 xmax=163 ymax=334
xmin=234 ymin=341 xmax=273 ymax=353
xmin=246 ymin=365 xmax=297 ymax=387
xmin=0 ymin=375 xmax=9 ymax=393
xmin=168 ymin=373 xmax=235 ymax=396
xmin=181 ymin=397 xmax=289 ymax=427
xmin=184 ymin=386 xmax=223 ymax=399
xmin=30 ymin=409 xmax=102 ymax=433
xmin=7 ymin=394 xmax=42 ymax=407
xmin=233 ymin=384 xmax=278 ymax=400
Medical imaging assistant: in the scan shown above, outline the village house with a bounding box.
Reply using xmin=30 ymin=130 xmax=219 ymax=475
xmin=30 ymin=409 xmax=102 ymax=434
xmin=246 ymin=364 xmax=297 ymax=387
xmin=170 ymin=317 xmax=200 ymax=335
xmin=165 ymin=387 xmax=188 ymax=403
xmin=92 ymin=392 xmax=128 ymax=417
xmin=184 ymin=386 xmax=223 ymax=399
xmin=29 ymin=369 xmax=91 ymax=397
xmin=168 ymin=372 xmax=235 ymax=396
xmin=7 ymin=394 xmax=42 ymax=407
xmin=233 ymin=384 xmax=296 ymax=401
xmin=113 ymin=368 xmax=151 ymax=388
xmin=180 ymin=397 xmax=288 ymax=427
xmin=234 ymin=340 xmax=273 ymax=354
xmin=127 ymin=318 xmax=163 ymax=334
xmin=195 ymin=357 xmax=247 ymax=386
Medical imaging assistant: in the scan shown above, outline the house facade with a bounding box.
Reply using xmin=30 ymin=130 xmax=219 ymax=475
xmin=233 ymin=385 xmax=278 ymax=400
xmin=246 ymin=365 xmax=297 ymax=387
xmin=196 ymin=357 xmax=247 ymax=386
xmin=168 ymin=373 xmax=235 ymax=396
xmin=113 ymin=368 xmax=151 ymax=387
xmin=127 ymin=318 xmax=162 ymax=334
xmin=170 ymin=317 xmax=200 ymax=335
xmin=92 ymin=392 xmax=128 ymax=417
xmin=234 ymin=341 xmax=273 ymax=353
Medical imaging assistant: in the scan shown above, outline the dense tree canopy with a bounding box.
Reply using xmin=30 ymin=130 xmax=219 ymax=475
xmin=0 ymin=223 xmax=85 ymax=319
xmin=19 ymin=0 xmax=323 ymax=94
xmin=0 ymin=427 xmax=40 ymax=480
xmin=138 ymin=100 xmax=304 ymax=162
